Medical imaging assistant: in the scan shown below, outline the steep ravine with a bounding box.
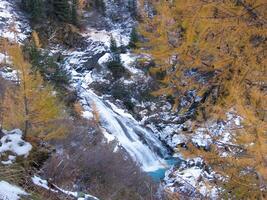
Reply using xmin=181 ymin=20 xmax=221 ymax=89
xmin=58 ymin=30 xmax=174 ymax=174
xmin=48 ymin=0 xmax=179 ymax=176
xmin=0 ymin=0 xmax=225 ymax=199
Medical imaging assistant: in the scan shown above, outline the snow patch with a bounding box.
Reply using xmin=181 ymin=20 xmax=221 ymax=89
xmin=98 ymin=53 xmax=112 ymax=65
xmin=32 ymin=175 xmax=51 ymax=191
xmin=120 ymin=53 xmax=141 ymax=74
xmin=101 ymin=127 xmax=115 ymax=143
xmin=0 ymin=129 xmax=32 ymax=164
xmin=82 ymin=28 xmax=129 ymax=47
xmin=82 ymin=110 xmax=93 ymax=119
xmin=192 ymin=129 xmax=212 ymax=148
xmin=32 ymin=175 xmax=99 ymax=200
xmin=0 ymin=181 xmax=28 ymax=200
xmin=0 ymin=66 xmax=18 ymax=81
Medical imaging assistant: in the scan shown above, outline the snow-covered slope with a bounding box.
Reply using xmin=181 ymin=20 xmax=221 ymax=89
xmin=0 ymin=0 xmax=30 ymax=42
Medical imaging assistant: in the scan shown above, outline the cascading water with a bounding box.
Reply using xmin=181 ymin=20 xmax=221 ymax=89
xmin=58 ymin=0 xmax=178 ymax=176
xmin=61 ymin=40 xmax=172 ymax=173
xmin=78 ymin=87 xmax=169 ymax=172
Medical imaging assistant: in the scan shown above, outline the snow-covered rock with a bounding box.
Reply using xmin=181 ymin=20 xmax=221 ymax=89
xmin=0 ymin=181 xmax=28 ymax=200
xmin=161 ymin=112 xmax=243 ymax=198
xmin=120 ymin=53 xmax=142 ymax=74
xmin=164 ymin=158 xmax=219 ymax=199
xmin=32 ymin=175 xmax=51 ymax=191
xmin=0 ymin=129 xmax=32 ymax=165
xmin=98 ymin=53 xmax=112 ymax=65
xmin=0 ymin=66 xmax=19 ymax=82
xmin=192 ymin=129 xmax=212 ymax=148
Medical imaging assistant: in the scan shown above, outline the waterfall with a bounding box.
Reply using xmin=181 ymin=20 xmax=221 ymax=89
xmin=61 ymin=42 xmax=170 ymax=172
xmin=78 ymin=87 xmax=169 ymax=172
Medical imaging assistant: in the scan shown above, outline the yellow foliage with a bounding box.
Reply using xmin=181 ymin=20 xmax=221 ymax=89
xmin=31 ymin=31 xmax=41 ymax=49
xmin=140 ymin=0 xmax=267 ymax=198
xmin=2 ymin=44 xmax=66 ymax=140
xmin=78 ymin=0 xmax=87 ymax=9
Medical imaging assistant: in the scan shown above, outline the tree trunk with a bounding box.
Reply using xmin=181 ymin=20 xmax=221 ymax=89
xmin=21 ymin=66 xmax=29 ymax=140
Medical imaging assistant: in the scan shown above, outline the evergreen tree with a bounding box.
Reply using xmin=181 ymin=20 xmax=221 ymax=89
xmin=107 ymin=58 xmax=126 ymax=79
xmin=129 ymin=28 xmax=138 ymax=49
xmin=110 ymin=35 xmax=118 ymax=54
xmin=26 ymin=31 xmax=70 ymax=92
xmin=53 ymin=0 xmax=71 ymax=22
xmin=127 ymin=0 xmax=138 ymax=19
xmin=95 ymin=0 xmax=106 ymax=14
xmin=71 ymin=0 xmax=78 ymax=25
xmin=108 ymin=36 xmax=125 ymax=79
xmin=21 ymin=0 xmax=44 ymax=22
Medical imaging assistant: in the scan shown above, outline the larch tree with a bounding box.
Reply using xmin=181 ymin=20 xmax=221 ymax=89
xmin=2 ymin=44 xmax=66 ymax=140
xmin=0 ymin=38 xmax=8 ymax=65
xmin=139 ymin=0 xmax=267 ymax=199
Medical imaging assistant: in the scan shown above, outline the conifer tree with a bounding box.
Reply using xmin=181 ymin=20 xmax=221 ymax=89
xmin=2 ymin=44 xmax=66 ymax=140
xmin=95 ymin=0 xmax=106 ymax=14
xmin=110 ymin=35 xmax=118 ymax=54
xmin=129 ymin=28 xmax=138 ymax=49
xmin=108 ymin=36 xmax=125 ymax=79
xmin=53 ymin=0 xmax=71 ymax=22
xmin=127 ymin=0 xmax=138 ymax=19
xmin=26 ymin=31 xmax=70 ymax=92
xmin=21 ymin=0 xmax=44 ymax=22
xmin=71 ymin=0 xmax=78 ymax=25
